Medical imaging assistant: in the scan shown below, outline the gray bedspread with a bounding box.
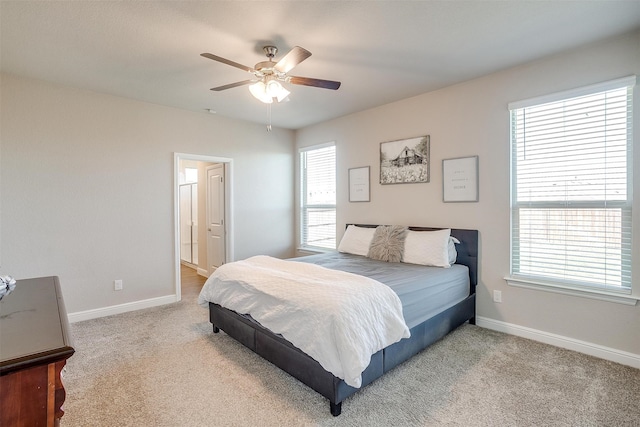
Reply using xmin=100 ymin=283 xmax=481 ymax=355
xmin=293 ymin=252 xmax=470 ymax=329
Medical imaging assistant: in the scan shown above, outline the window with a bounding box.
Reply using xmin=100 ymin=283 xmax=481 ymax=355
xmin=184 ymin=167 xmax=198 ymax=183
xmin=508 ymin=76 xmax=634 ymax=296
xmin=300 ymin=143 xmax=336 ymax=250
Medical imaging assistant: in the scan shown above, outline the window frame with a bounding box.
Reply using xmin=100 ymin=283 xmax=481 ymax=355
xmin=505 ymin=76 xmax=638 ymax=305
xmin=299 ymin=142 xmax=337 ymax=252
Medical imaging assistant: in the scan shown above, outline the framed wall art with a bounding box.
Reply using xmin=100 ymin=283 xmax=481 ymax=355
xmin=380 ymin=135 xmax=430 ymax=185
xmin=349 ymin=166 xmax=370 ymax=202
xmin=442 ymin=156 xmax=479 ymax=202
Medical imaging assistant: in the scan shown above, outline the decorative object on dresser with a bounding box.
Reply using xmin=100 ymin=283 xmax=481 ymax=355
xmin=442 ymin=156 xmax=479 ymax=202
xmin=0 ymin=276 xmax=75 ymax=427
xmin=380 ymin=136 xmax=430 ymax=184
xmin=0 ymin=275 xmax=17 ymax=300
xmin=198 ymin=224 xmax=477 ymax=416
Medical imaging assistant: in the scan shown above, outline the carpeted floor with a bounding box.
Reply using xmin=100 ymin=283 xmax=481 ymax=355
xmin=62 ymin=277 xmax=640 ymax=426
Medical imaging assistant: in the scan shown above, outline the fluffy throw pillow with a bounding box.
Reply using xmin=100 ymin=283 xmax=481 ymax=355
xmin=403 ymin=228 xmax=453 ymax=267
xmin=337 ymin=225 xmax=376 ymax=256
xmin=367 ymin=225 xmax=408 ymax=262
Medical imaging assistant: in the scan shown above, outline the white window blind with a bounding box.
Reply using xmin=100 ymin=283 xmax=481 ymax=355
xmin=300 ymin=143 xmax=336 ymax=250
xmin=509 ymin=76 xmax=634 ymax=293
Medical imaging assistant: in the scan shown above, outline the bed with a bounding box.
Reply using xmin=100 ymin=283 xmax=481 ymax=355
xmin=199 ymin=225 xmax=478 ymax=416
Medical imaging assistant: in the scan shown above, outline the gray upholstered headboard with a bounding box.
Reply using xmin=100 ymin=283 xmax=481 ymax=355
xmin=348 ymin=224 xmax=479 ymax=293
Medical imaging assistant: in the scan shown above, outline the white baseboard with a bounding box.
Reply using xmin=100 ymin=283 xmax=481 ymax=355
xmin=476 ymin=316 xmax=640 ymax=369
xmin=68 ymin=294 xmax=177 ymax=323
xmin=197 ymin=267 xmax=209 ymax=278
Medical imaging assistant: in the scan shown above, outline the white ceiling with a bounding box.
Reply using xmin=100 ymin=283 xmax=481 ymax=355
xmin=2 ymin=1 xmax=639 ymax=130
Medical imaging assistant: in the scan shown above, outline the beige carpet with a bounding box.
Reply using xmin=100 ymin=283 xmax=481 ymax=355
xmin=62 ymin=285 xmax=640 ymax=426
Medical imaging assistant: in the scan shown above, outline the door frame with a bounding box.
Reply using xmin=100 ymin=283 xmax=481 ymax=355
xmin=173 ymin=153 xmax=234 ymax=301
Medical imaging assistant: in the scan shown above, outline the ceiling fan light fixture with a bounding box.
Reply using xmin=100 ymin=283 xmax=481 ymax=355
xmin=249 ymin=81 xmax=273 ymax=104
xmin=265 ymin=79 xmax=280 ymax=96
xmin=272 ymin=82 xmax=290 ymax=103
xmin=249 ymin=79 xmax=290 ymax=104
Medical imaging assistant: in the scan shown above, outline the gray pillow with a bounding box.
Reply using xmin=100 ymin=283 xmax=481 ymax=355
xmin=367 ymin=225 xmax=408 ymax=262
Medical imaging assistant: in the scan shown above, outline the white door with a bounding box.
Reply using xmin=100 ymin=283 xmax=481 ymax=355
xmin=207 ymin=164 xmax=225 ymax=274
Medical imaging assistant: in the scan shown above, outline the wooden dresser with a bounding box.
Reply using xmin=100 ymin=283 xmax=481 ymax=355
xmin=0 ymin=276 xmax=75 ymax=427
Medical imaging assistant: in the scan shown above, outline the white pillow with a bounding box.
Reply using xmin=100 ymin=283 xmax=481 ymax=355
xmin=337 ymin=225 xmax=376 ymax=256
xmin=402 ymin=228 xmax=453 ymax=267
xmin=448 ymin=236 xmax=460 ymax=264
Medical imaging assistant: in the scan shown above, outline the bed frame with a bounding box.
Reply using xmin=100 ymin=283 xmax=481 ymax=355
xmin=207 ymin=225 xmax=478 ymax=416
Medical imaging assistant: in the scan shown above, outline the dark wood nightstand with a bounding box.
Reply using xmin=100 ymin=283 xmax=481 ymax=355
xmin=0 ymin=276 xmax=75 ymax=427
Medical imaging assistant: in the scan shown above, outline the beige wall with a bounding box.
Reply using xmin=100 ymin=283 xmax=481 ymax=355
xmin=296 ymin=30 xmax=640 ymax=356
xmin=0 ymin=73 xmax=295 ymax=314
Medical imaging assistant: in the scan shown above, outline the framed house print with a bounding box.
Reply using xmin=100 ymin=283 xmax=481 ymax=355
xmin=442 ymin=156 xmax=479 ymax=202
xmin=380 ymin=136 xmax=430 ymax=184
xmin=349 ymin=166 xmax=370 ymax=202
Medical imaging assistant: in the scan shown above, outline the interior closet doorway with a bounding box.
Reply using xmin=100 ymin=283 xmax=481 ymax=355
xmin=179 ymin=182 xmax=198 ymax=266
xmin=174 ymin=153 xmax=234 ymax=301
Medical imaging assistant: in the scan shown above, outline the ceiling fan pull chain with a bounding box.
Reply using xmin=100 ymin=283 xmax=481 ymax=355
xmin=267 ymin=103 xmax=272 ymax=132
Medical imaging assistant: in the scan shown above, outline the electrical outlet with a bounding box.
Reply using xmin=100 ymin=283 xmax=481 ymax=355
xmin=114 ymin=279 xmax=123 ymax=291
xmin=493 ymin=290 xmax=502 ymax=303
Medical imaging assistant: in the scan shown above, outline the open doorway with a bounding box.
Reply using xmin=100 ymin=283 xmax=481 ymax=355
xmin=174 ymin=153 xmax=233 ymax=301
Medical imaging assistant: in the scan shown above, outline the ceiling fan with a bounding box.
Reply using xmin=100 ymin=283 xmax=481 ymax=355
xmin=201 ymin=46 xmax=341 ymax=104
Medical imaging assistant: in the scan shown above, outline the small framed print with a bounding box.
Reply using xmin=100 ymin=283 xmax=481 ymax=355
xmin=443 ymin=156 xmax=479 ymax=202
xmin=349 ymin=166 xmax=370 ymax=202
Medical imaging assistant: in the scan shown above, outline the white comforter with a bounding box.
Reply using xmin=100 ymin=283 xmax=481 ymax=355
xmin=197 ymin=255 xmax=410 ymax=388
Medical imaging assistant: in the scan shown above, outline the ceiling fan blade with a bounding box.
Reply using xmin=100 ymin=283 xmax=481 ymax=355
xmin=210 ymin=80 xmax=254 ymax=91
xmin=288 ymin=76 xmax=341 ymax=90
xmin=274 ymin=46 xmax=312 ymax=73
xmin=201 ymin=53 xmax=255 ymax=73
